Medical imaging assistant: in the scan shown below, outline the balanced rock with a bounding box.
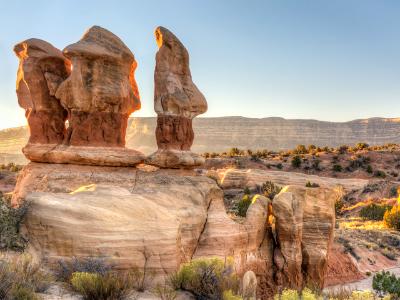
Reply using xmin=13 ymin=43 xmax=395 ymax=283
xmin=16 ymin=26 xmax=145 ymax=166
xmin=14 ymin=39 xmax=70 ymax=145
xmin=146 ymin=26 xmax=207 ymax=168
xmin=56 ymin=26 xmax=141 ymax=147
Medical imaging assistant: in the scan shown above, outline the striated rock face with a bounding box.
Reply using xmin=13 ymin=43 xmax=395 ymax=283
xmin=146 ymin=26 xmax=207 ymax=168
xmin=14 ymin=39 xmax=70 ymax=145
xmin=56 ymin=26 xmax=140 ymax=147
xmin=273 ymin=186 xmax=336 ymax=291
xmin=14 ymin=162 xmax=336 ymax=298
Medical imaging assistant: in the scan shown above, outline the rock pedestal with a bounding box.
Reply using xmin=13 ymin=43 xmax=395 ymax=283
xmin=146 ymin=26 xmax=207 ymax=168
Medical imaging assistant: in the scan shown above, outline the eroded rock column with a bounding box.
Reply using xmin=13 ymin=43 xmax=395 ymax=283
xmin=14 ymin=39 xmax=70 ymax=145
xmin=146 ymin=26 xmax=207 ymax=168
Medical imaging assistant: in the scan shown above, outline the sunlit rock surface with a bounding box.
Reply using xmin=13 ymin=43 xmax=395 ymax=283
xmin=146 ymin=27 xmax=207 ymax=168
xmin=14 ymin=39 xmax=70 ymax=145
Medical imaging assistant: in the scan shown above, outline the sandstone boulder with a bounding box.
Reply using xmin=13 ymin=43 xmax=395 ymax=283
xmin=146 ymin=26 xmax=207 ymax=168
xmin=272 ymin=186 xmax=336 ymax=291
xmin=14 ymin=39 xmax=70 ymax=145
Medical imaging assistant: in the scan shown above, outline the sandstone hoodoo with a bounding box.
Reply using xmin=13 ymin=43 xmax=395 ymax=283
xmin=15 ymin=26 xmax=145 ymax=166
xmin=14 ymin=39 xmax=70 ymax=145
xmin=146 ymin=26 xmax=208 ymax=168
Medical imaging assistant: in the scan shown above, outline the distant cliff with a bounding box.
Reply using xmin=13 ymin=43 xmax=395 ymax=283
xmin=1 ymin=116 xmax=400 ymax=164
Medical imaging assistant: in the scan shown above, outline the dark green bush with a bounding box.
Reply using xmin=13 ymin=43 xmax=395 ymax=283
xmin=237 ymin=195 xmax=252 ymax=217
xmin=374 ymin=170 xmax=387 ymax=178
xmin=332 ymin=164 xmax=343 ymax=172
xmin=366 ymin=165 xmax=373 ymax=174
xmin=373 ymin=271 xmax=400 ymax=297
xmin=0 ymin=196 xmax=28 ymax=251
xmin=305 ymin=181 xmax=319 ymax=188
xmin=360 ymin=203 xmax=392 ymax=221
xmin=291 ymin=156 xmax=302 ymax=168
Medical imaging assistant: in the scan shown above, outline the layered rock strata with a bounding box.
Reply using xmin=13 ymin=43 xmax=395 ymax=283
xmin=14 ymin=162 xmax=336 ymax=297
xmin=146 ymin=26 xmax=207 ymax=168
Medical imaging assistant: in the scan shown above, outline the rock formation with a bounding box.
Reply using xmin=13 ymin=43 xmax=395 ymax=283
xmin=15 ymin=26 xmax=145 ymax=166
xmin=146 ymin=26 xmax=207 ymax=168
xmin=14 ymin=39 xmax=70 ymax=145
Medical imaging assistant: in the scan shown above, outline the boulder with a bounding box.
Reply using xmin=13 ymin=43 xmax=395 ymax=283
xmin=14 ymin=39 xmax=70 ymax=145
xmin=146 ymin=26 xmax=207 ymax=168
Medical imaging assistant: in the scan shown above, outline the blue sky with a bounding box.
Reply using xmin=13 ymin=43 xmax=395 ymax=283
xmin=0 ymin=0 xmax=400 ymax=129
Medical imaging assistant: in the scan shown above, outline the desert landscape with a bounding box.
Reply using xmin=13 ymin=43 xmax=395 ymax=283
xmin=1 ymin=2 xmax=400 ymax=300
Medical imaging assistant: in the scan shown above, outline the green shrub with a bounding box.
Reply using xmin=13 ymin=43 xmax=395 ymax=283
xmin=260 ymin=181 xmax=282 ymax=200
xmin=355 ymin=142 xmax=369 ymax=151
xmin=0 ymin=255 xmax=51 ymax=300
xmin=276 ymin=163 xmax=283 ymax=170
xmin=70 ymin=271 xmax=134 ymax=300
xmin=366 ymin=165 xmax=373 ymax=174
xmin=360 ymin=203 xmax=392 ymax=221
xmin=0 ymin=196 xmax=28 ymax=251
xmin=338 ymin=145 xmax=349 ymax=154
xmin=291 ymin=156 xmax=302 ymax=168
xmin=305 ymin=181 xmax=319 ymax=188
xmin=56 ymin=257 xmax=111 ymax=282
xmin=332 ymin=164 xmax=343 ymax=172
xmin=384 ymin=206 xmax=400 ymax=231
xmin=153 ymin=284 xmax=177 ymax=300
xmin=237 ymin=195 xmax=252 ymax=217
xmin=374 ymin=170 xmax=387 ymax=178
xmin=293 ymin=145 xmax=307 ymax=154
xmin=170 ymin=257 xmax=240 ymax=300
xmin=373 ymin=270 xmax=400 ymax=297
xmin=223 ymin=290 xmax=243 ymax=300
xmin=335 ymin=198 xmax=344 ymax=216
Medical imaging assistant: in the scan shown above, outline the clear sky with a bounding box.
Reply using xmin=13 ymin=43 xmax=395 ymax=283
xmin=0 ymin=0 xmax=399 ymax=129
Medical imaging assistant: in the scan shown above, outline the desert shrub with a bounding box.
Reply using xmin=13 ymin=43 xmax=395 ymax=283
xmin=355 ymin=142 xmax=369 ymax=151
xmin=384 ymin=206 xmax=400 ymax=231
xmin=56 ymin=257 xmax=111 ymax=282
xmin=373 ymin=270 xmax=400 ymax=298
xmin=153 ymin=284 xmax=177 ymax=300
xmin=307 ymin=144 xmax=316 ymax=153
xmin=170 ymin=257 xmax=240 ymax=300
xmin=130 ymin=265 xmax=155 ymax=292
xmin=276 ymin=163 xmax=283 ymax=170
xmin=0 ymin=255 xmax=52 ymax=300
xmin=338 ymin=145 xmax=349 ymax=154
xmin=237 ymin=195 xmax=252 ymax=217
xmin=390 ymin=186 xmax=399 ymax=198
xmin=381 ymin=249 xmax=396 ymax=261
xmin=374 ymin=170 xmax=387 ymax=178
xmin=335 ymin=198 xmax=345 ymax=216
xmin=223 ymin=290 xmax=243 ymax=300
xmin=293 ymin=144 xmax=307 ymax=155
xmin=0 ymin=196 xmax=29 ymax=251
xmin=360 ymin=204 xmax=392 ymax=221
xmin=332 ymin=164 xmax=343 ymax=172
xmin=228 ymin=148 xmax=242 ymax=157
xmin=366 ymin=165 xmax=373 ymax=174
xmin=311 ymin=159 xmax=321 ymax=171
xmin=305 ymin=181 xmax=320 ymax=188
xmin=260 ymin=181 xmax=282 ymax=200
xmin=70 ymin=271 xmax=134 ymax=300
xmin=291 ymin=156 xmax=302 ymax=168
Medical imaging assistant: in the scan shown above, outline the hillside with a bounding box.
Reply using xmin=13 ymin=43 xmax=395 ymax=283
xmin=1 ymin=116 xmax=400 ymax=164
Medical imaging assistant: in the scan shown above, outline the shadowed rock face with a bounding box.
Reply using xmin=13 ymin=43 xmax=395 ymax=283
xmin=147 ymin=26 xmax=207 ymax=168
xmin=56 ymin=26 xmax=140 ymax=147
xmin=14 ymin=39 xmax=70 ymax=145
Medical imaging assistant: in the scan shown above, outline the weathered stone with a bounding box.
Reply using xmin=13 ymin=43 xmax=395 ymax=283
xmin=272 ymin=186 xmax=336 ymax=291
xmin=147 ymin=26 xmax=207 ymax=168
xmin=14 ymin=39 xmax=70 ymax=145
xmin=56 ymin=26 xmax=140 ymax=147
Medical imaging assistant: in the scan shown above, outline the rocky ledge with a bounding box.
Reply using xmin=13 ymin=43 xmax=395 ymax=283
xmin=14 ymin=163 xmax=337 ymax=297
